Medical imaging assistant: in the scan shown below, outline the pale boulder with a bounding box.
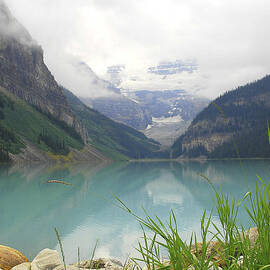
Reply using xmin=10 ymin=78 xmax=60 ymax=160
xmin=242 ymin=227 xmax=259 ymax=247
xmin=71 ymin=258 xmax=123 ymax=270
xmin=54 ymin=265 xmax=78 ymax=270
xmin=11 ymin=263 xmax=31 ymax=270
xmin=31 ymin=249 xmax=62 ymax=270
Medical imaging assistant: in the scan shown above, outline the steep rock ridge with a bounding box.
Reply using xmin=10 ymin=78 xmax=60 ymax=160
xmin=82 ymin=95 xmax=152 ymax=130
xmin=0 ymin=1 xmax=87 ymax=142
xmin=172 ymin=75 xmax=270 ymax=158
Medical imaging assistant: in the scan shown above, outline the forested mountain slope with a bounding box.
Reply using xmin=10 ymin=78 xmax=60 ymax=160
xmin=64 ymin=89 xmax=166 ymax=160
xmin=0 ymin=86 xmax=90 ymax=162
xmin=171 ymin=75 xmax=270 ymax=158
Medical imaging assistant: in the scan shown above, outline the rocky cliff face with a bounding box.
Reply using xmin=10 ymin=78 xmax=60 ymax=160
xmin=0 ymin=1 xmax=87 ymax=142
xmin=82 ymin=95 xmax=152 ymax=130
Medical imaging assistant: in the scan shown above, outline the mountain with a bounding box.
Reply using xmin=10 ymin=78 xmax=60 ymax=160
xmin=61 ymin=60 xmax=121 ymax=98
xmin=124 ymin=90 xmax=209 ymax=146
xmin=82 ymin=89 xmax=208 ymax=147
xmin=65 ymin=62 xmax=151 ymax=131
xmin=171 ymin=75 xmax=270 ymax=158
xmin=81 ymin=95 xmax=152 ymax=130
xmin=0 ymin=1 xmax=163 ymax=162
xmin=105 ymin=60 xmax=200 ymax=93
xmin=0 ymin=1 xmax=87 ymax=142
xmin=75 ymin=59 xmax=208 ymax=144
xmin=107 ymin=65 xmax=125 ymax=87
xmin=147 ymin=60 xmax=197 ymax=75
xmin=64 ymin=89 xmax=165 ymax=160
xmin=81 ymin=61 xmax=208 ymax=146
xmin=0 ymin=85 xmax=105 ymax=162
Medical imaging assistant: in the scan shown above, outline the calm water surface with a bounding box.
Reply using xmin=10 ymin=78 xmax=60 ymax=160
xmin=0 ymin=160 xmax=269 ymax=262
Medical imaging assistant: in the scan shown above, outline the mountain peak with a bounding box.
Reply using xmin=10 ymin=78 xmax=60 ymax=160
xmin=0 ymin=0 xmax=33 ymax=46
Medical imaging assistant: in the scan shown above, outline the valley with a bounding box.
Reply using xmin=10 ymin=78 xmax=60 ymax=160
xmin=0 ymin=0 xmax=270 ymax=162
xmin=0 ymin=1 xmax=269 ymax=270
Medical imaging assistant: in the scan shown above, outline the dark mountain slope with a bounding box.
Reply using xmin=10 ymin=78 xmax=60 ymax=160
xmin=64 ymin=89 xmax=166 ymax=160
xmin=0 ymin=1 xmax=87 ymax=141
xmin=171 ymin=75 xmax=270 ymax=158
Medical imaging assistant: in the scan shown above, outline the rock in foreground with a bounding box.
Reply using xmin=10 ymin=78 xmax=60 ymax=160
xmin=0 ymin=245 xmax=28 ymax=270
xmin=72 ymin=258 xmax=123 ymax=270
xmin=11 ymin=249 xmax=123 ymax=270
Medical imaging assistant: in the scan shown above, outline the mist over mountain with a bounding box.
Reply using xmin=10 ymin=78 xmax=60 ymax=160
xmin=147 ymin=60 xmax=197 ymax=75
xmin=0 ymin=0 xmax=163 ymax=161
xmin=0 ymin=0 xmax=34 ymax=45
xmin=104 ymin=60 xmax=203 ymax=95
xmin=0 ymin=0 xmax=87 ymax=139
xmin=76 ymin=61 xmax=208 ymax=146
xmin=6 ymin=0 xmax=270 ymax=100
xmin=51 ymin=56 xmax=121 ymax=99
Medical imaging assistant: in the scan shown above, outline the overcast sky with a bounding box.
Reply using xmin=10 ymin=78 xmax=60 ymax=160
xmin=6 ymin=0 xmax=270 ymax=98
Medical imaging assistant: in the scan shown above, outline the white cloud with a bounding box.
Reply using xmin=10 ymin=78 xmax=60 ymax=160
xmin=6 ymin=0 xmax=270 ymax=98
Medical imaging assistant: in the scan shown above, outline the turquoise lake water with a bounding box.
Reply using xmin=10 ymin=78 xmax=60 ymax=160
xmin=0 ymin=160 xmax=269 ymax=262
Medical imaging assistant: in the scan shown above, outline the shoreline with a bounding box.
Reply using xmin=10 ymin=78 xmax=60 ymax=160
xmin=129 ymin=157 xmax=270 ymax=162
xmin=2 ymin=227 xmax=259 ymax=270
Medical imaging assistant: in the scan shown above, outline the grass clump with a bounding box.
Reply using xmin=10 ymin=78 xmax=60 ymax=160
xmin=115 ymin=177 xmax=270 ymax=270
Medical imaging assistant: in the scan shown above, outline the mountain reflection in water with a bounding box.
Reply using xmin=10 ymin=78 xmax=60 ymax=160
xmin=0 ymin=160 xmax=269 ymax=262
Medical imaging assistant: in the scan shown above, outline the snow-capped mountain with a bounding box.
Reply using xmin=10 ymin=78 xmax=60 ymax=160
xmin=147 ymin=60 xmax=197 ymax=75
xmin=122 ymin=90 xmax=209 ymax=147
xmin=104 ymin=60 xmax=203 ymax=95
xmin=75 ymin=61 xmax=209 ymax=146
xmin=106 ymin=65 xmax=125 ymax=87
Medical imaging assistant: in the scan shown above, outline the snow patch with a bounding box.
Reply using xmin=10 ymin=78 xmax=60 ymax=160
xmin=130 ymin=98 xmax=139 ymax=104
xmin=152 ymin=115 xmax=183 ymax=124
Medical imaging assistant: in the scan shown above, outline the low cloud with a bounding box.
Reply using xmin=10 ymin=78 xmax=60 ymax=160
xmin=5 ymin=0 xmax=270 ymax=98
xmin=0 ymin=0 xmax=36 ymax=46
xmin=48 ymin=52 xmax=117 ymax=98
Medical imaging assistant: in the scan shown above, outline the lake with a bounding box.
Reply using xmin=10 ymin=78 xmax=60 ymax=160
xmin=0 ymin=160 xmax=269 ymax=263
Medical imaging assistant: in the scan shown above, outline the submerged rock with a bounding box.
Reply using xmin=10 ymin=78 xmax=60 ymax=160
xmin=0 ymin=245 xmax=28 ymax=270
